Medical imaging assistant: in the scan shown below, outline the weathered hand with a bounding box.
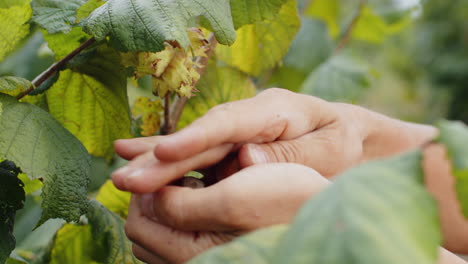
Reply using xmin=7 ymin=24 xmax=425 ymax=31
xmin=125 ymin=163 xmax=329 ymax=264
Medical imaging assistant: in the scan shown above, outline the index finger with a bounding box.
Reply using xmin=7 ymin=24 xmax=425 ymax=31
xmin=155 ymin=89 xmax=333 ymax=161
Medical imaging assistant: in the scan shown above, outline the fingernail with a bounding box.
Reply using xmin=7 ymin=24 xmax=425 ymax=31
xmin=139 ymin=193 xmax=157 ymax=220
xmin=113 ymin=166 xmax=130 ymax=176
xmin=248 ymin=144 xmax=269 ymax=164
xmin=128 ymin=168 xmax=145 ymax=179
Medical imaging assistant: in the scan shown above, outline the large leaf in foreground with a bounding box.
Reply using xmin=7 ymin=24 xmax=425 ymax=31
xmin=273 ymin=151 xmax=440 ymax=264
xmin=31 ymin=0 xmax=86 ymax=34
xmin=0 ymin=161 xmax=25 ymax=264
xmin=47 ymin=46 xmax=132 ymax=160
xmin=83 ymin=0 xmax=236 ymax=52
xmin=436 ymin=120 xmax=468 ymax=218
xmin=179 ymin=61 xmax=256 ymax=129
xmin=230 ymin=0 xmax=288 ymax=29
xmin=216 ymin=0 xmax=300 ymax=76
xmin=188 ymin=225 xmax=288 ymax=264
xmin=0 ymin=3 xmax=32 ymax=61
xmin=0 ymin=94 xmax=91 ymax=225
xmin=301 ymin=55 xmax=370 ymax=102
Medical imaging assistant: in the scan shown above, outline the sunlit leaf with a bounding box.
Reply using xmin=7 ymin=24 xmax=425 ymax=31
xmin=0 ymin=94 xmax=91 ymax=225
xmin=96 ymin=180 xmax=131 ymax=218
xmin=0 ymin=77 xmax=32 ymax=97
xmin=83 ymin=0 xmax=236 ymax=52
xmin=305 ymin=0 xmax=339 ymax=37
xmin=301 ymin=55 xmax=370 ymax=102
xmin=0 ymin=161 xmax=25 ymax=264
xmin=31 ymin=0 xmax=86 ymax=33
xmin=179 ymin=60 xmax=256 ymax=129
xmin=188 ymin=225 xmax=288 ymax=264
xmin=352 ymin=6 xmax=411 ymax=44
xmin=273 ymin=151 xmax=440 ymax=264
xmin=76 ymin=0 xmax=104 ymax=23
xmin=216 ymin=0 xmax=300 ymax=76
xmin=49 ymin=224 xmax=95 ymax=264
xmin=436 ymin=120 xmax=468 ymax=218
xmin=42 ymin=27 xmax=91 ymax=60
xmin=46 ymin=46 xmax=132 ymax=160
xmin=0 ymin=3 xmax=32 ymax=61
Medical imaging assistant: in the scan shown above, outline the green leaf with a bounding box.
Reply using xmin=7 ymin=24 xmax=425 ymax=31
xmin=31 ymin=0 xmax=86 ymax=33
xmin=305 ymin=0 xmax=339 ymax=37
xmin=436 ymin=120 xmax=468 ymax=218
xmin=0 ymin=76 xmax=33 ymax=97
xmin=0 ymin=0 xmax=30 ymax=8
xmin=0 ymin=3 xmax=32 ymax=61
xmin=216 ymin=0 xmax=300 ymax=76
xmin=76 ymin=0 xmax=104 ymax=23
xmin=273 ymin=151 xmax=441 ymax=264
xmin=49 ymin=224 xmax=95 ymax=264
xmin=352 ymin=6 xmax=411 ymax=44
xmin=46 ymin=46 xmax=132 ymax=160
xmin=96 ymin=180 xmax=131 ymax=219
xmin=42 ymin=27 xmax=91 ymax=60
xmin=86 ymin=200 xmax=142 ymax=264
xmin=301 ymin=55 xmax=370 ymax=102
xmin=18 ymin=173 xmax=43 ymax=195
xmin=0 ymin=94 xmax=91 ymax=225
xmin=83 ymin=0 xmax=236 ymax=52
xmin=230 ymin=0 xmax=288 ymax=29
xmin=0 ymin=161 xmax=25 ymax=264
xmin=43 ymin=201 xmax=141 ymax=264
xmin=179 ymin=61 xmax=256 ymax=129
xmin=188 ymin=225 xmax=288 ymax=264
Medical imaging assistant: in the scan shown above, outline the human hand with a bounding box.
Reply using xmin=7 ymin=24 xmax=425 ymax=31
xmin=125 ymin=163 xmax=329 ymax=264
xmin=113 ymin=88 xmax=369 ymax=193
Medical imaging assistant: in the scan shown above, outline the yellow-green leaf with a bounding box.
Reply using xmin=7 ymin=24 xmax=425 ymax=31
xmin=42 ymin=27 xmax=91 ymax=60
xmin=305 ymin=0 xmax=339 ymax=37
xmin=0 ymin=76 xmax=32 ymax=97
xmin=179 ymin=61 xmax=256 ymax=129
xmin=96 ymin=180 xmax=131 ymax=218
xmin=352 ymin=6 xmax=411 ymax=44
xmin=216 ymin=0 xmax=300 ymax=76
xmin=0 ymin=3 xmax=32 ymax=61
xmin=46 ymin=46 xmax=132 ymax=160
xmin=230 ymin=0 xmax=288 ymax=29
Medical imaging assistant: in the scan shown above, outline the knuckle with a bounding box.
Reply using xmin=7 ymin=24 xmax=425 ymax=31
xmin=154 ymin=189 xmax=186 ymax=228
xmin=124 ymin=221 xmax=136 ymax=241
xmin=267 ymin=141 xmax=304 ymax=163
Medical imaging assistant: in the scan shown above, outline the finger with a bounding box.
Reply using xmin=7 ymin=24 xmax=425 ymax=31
xmin=115 ymin=137 xmax=162 ymax=160
xmin=132 ymin=244 xmax=168 ymax=264
xmin=238 ymin=129 xmax=363 ymax=177
xmin=112 ymin=144 xmax=234 ymax=193
xmin=126 ymin=196 xmax=225 ymax=264
xmin=155 ymin=89 xmax=333 ymax=161
xmin=141 ymin=164 xmax=330 ymax=232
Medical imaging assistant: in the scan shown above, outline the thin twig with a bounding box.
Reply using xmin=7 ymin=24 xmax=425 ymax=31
xmin=17 ymin=37 xmax=97 ymax=100
xmin=168 ymin=33 xmax=218 ymax=134
xmin=334 ymin=0 xmax=366 ymax=54
xmin=161 ymin=93 xmax=173 ymax=135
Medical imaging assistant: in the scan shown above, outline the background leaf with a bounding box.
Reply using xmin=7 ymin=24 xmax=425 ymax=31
xmin=0 ymin=3 xmax=32 ymax=61
xmin=230 ymin=0 xmax=288 ymax=29
xmin=83 ymin=0 xmax=236 ymax=52
xmin=0 ymin=94 xmax=91 ymax=225
xmin=216 ymin=0 xmax=300 ymax=76
xmin=179 ymin=60 xmax=256 ymax=129
xmin=301 ymin=55 xmax=370 ymax=102
xmin=46 ymin=46 xmax=132 ymax=160
xmin=0 ymin=161 xmax=25 ymax=264
xmin=31 ymin=0 xmax=86 ymax=34
xmin=188 ymin=225 xmax=288 ymax=264
xmin=273 ymin=151 xmax=441 ymax=264
xmin=0 ymin=77 xmax=32 ymax=97
xmin=96 ymin=180 xmax=131 ymax=219
xmin=436 ymin=120 xmax=468 ymax=218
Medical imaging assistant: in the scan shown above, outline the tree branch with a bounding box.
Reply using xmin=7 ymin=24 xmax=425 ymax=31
xmin=17 ymin=37 xmax=97 ymax=100
xmin=334 ymin=0 xmax=365 ymax=54
xmin=161 ymin=93 xmax=173 ymax=135
xmin=167 ymin=33 xmax=218 ymax=134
